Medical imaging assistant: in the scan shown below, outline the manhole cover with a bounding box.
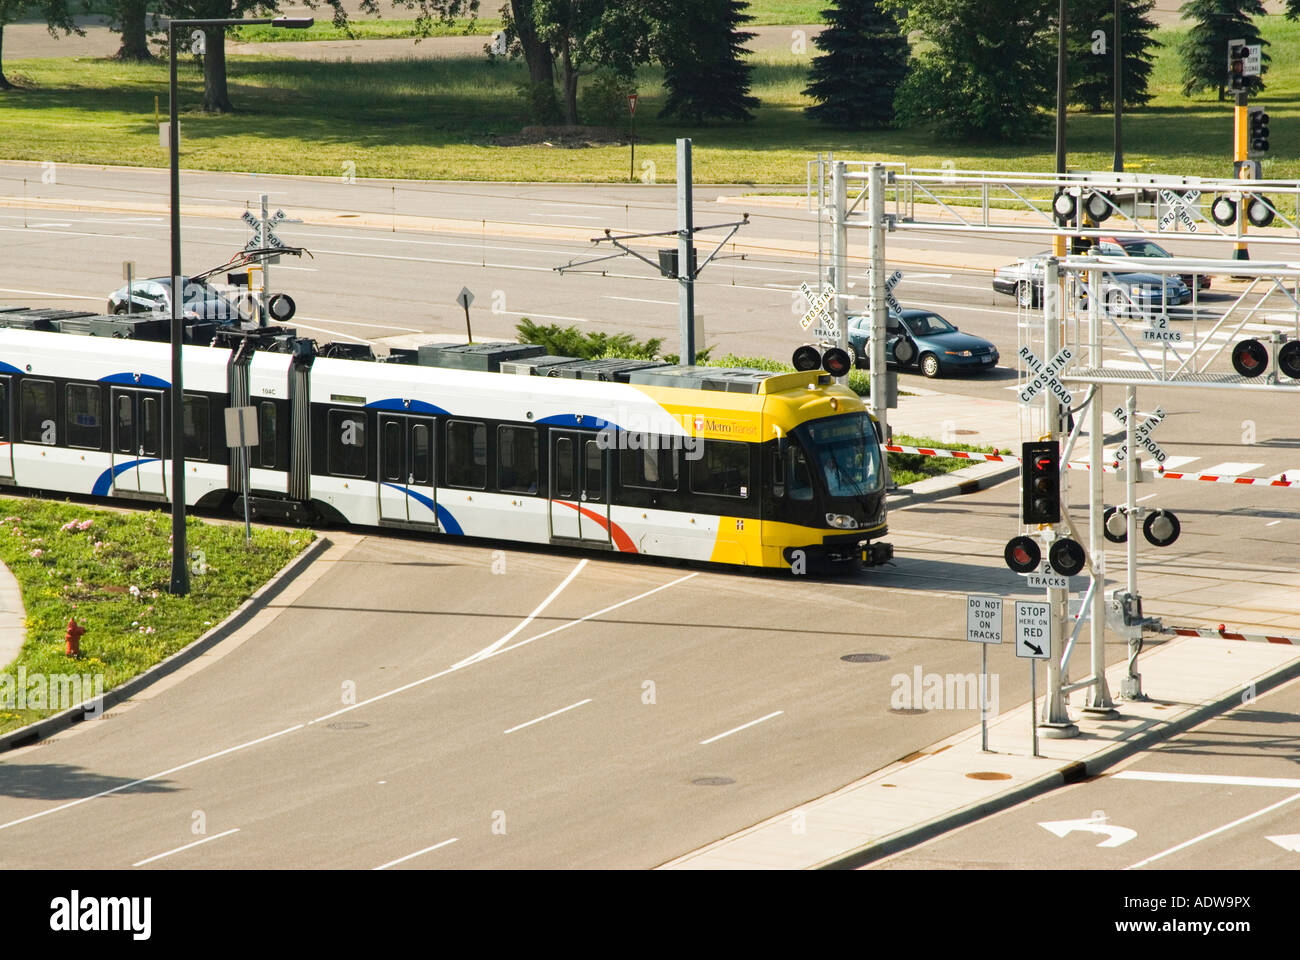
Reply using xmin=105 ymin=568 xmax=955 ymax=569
xmin=841 ymin=653 xmax=890 ymax=663
xmin=954 ymin=429 xmax=978 ymax=435
xmin=889 ymin=707 xmax=928 ymax=716
xmin=965 ymin=771 xmax=1012 ymax=781
xmin=691 ymin=776 xmax=735 ymax=787
xmin=326 ymin=721 xmax=369 ymax=730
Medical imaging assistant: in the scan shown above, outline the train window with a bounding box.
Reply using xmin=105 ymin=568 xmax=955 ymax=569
xmin=690 ymin=439 xmax=749 ymax=498
xmin=114 ymin=394 xmax=134 ymax=454
xmin=411 ymin=423 xmax=431 ymax=484
xmin=65 ymin=384 xmax=101 ymax=449
xmin=183 ymin=395 xmax=210 ymax=461
xmin=259 ymin=402 xmax=277 ymax=469
xmin=382 ymin=420 xmax=403 ymax=482
xmin=620 ymin=438 xmax=678 ymax=491
xmin=21 ymin=380 xmax=56 ymax=445
xmin=328 ymin=409 xmax=367 ymax=478
xmin=583 ymin=440 xmax=604 ymax=502
xmin=446 ymin=419 xmax=486 ymax=489
xmin=554 ymin=437 xmax=575 ymax=498
xmin=0 ymin=379 xmax=8 ymax=441
xmin=140 ymin=396 xmax=160 ymax=456
xmin=498 ymin=425 xmax=538 ymax=494
xmin=785 ymin=445 xmax=814 ymax=501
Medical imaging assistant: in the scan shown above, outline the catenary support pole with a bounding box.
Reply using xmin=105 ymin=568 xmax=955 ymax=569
xmin=676 ymin=138 xmax=696 ymax=365
xmin=868 ymin=164 xmax=890 ymax=471
xmin=831 ymin=161 xmax=849 ymax=377
xmin=168 ymin=21 xmax=188 ymax=597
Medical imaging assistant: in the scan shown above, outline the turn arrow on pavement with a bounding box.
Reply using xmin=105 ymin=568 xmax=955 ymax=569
xmin=1039 ymin=818 xmax=1137 ymax=848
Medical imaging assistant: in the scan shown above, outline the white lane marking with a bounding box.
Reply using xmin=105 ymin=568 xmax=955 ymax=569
xmin=1136 ymin=493 xmax=1158 ymax=503
xmin=603 ymin=296 xmax=677 ymax=306
xmin=535 ymin=214 xmax=601 ymax=220
xmin=373 ymin=837 xmax=458 ymax=870
xmin=0 ymin=724 xmax=304 ymax=833
xmin=1126 ymin=791 xmax=1300 ymax=869
xmin=286 ymin=322 xmax=372 ymax=344
xmin=453 ymin=559 xmax=587 ymax=669
xmin=133 ymin=828 xmax=240 ymax=867
xmin=1198 ymin=462 xmax=1264 ymax=476
xmin=503 ymin=698 xmax=592 ymax=735
xmin=30 ymin=222 xmax=72 ymax=227
xmin=492 ymin=309 xmax=593 ymax=324
xmin=0 ymin=225 xmax=155 ymax=242
xmin=1268 ymin=520 xmax=1283 ymax=527
xmin=272 ymin=264 xmax=317 ymax=272
xmin=0 ymin=285 xmax=102 ymax=302
xmin=311 ymin=571 xmax=698 ymax=725
xmin=294 ymin=315 xmax=422 ymax=333
xmin=699 ymin=710 xmax=784 ymax=746
xmin=1114 ymin=770 xmax=1300 ymax=789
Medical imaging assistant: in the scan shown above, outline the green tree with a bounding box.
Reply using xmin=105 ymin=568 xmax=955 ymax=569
xmin=889 ymin=0 xmax=1055 ymax=140
xmin=1178 ymin=0 xmax=1268 ymax=100
xmin=534 ymin=0 xmax=649 ymax=126
xmin=804 ymin=0 xmax=910 ymax=128
xmin=111 ymin=0 xmax=155 ymax=60
xmin=651 ymin=0 xmax=758 ymax=123
xmin=0 ymin=0 xmax=80 ymax=89
xmin=1067 ymin=0 xmax=1159 ymax=111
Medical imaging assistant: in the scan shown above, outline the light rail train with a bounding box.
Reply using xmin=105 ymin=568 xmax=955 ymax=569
xmin=0 ymin=306 xmax=891 ymax=572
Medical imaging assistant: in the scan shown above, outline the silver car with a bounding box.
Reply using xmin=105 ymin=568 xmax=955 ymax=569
xmin=993 ymin=252 xmax=1192 ymax=315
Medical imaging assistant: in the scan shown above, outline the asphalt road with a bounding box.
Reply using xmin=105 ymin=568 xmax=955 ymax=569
xmin=871 ymin=672 xmax=1300 ymax=871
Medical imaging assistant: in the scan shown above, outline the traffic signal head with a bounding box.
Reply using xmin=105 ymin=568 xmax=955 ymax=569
xmin=1021 ymin=440 xmax=1061 ymax=525
xmin=1248 ymin=107 xmax=1269 ymax=154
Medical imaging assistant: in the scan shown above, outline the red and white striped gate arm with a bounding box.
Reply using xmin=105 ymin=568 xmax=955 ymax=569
xmin=1167 ymin=625 xmax=1300 ymax=646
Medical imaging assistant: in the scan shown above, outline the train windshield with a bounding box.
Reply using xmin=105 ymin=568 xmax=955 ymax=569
xmin=794 ymin=412 xmax=883 ymax=499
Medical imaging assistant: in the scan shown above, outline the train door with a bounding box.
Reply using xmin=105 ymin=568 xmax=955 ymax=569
xmin=548 ymin=430 xmax=611 ymax=544
xmin=377 ymin=414 xmax=438 ymax=526
xmin=0 ymin=376 xmax=11 ymax=480
xmin=111 ymin=387 xmax=166 ymax=496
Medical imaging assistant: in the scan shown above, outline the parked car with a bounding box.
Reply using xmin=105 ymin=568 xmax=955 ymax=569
xmin=1095 ymin=236 xmax=1211 ymax=291
xmin=107 ymin=276 xmax=248 ymax=322
xmin=993 ymin=252 xmax=1192 ymax=313
xmin=847 ymin=308 xmax=999 ymax=378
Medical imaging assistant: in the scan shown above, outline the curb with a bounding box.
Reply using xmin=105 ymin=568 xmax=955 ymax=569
xmin=887 ymin=459 xmax=1020 ymax=509
xmin=0 ymin=534 xmax=330 ymax=756
xmin=816 ymin=651 xmax=1300 ymax=870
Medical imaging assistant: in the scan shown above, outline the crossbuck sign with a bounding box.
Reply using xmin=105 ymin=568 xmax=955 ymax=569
xmin=243 ymin=208 xmax=287 ymax=251
xmin=1018 ymin=345 xmax=1074 ymax=406
xmin=1113 ymin=405 xmax=1167 ymax=464
xmin=1158 ymin=190 xmax=1200 ymax=233
xmin=798 ymin=282 xmax=838 ymax=339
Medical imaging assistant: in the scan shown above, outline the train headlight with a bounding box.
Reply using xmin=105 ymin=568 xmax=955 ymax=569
xmin=825 ymin=513 xmax=857 ymax=529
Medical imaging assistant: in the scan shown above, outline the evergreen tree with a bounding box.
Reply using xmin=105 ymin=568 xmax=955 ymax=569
xmin=1179 ymin=0 xmax=1268 ymax=100
xmin=890 ymin=0 xmax=1055 ymax=140
xmin=651 ymin=0 xmax=759 ymax=123
xmin=804 ymin=0 xmax=910 ymax=128
xmin=1067 ymin=0 xmax=1159 ymax=111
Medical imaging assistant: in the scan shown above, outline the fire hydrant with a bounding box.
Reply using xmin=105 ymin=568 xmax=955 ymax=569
xmin=65 ymin=617 xmax=86 ymax=658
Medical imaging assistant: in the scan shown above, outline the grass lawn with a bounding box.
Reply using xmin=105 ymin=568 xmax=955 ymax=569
xmin=0 ymin=17 xmax=1293 ymax=183
xmin=0 ymin=498 xmax=314 ymax=735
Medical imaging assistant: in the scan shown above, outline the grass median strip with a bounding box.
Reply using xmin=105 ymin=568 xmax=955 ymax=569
xmin=0 ymin=497 xmax=314 ymax=736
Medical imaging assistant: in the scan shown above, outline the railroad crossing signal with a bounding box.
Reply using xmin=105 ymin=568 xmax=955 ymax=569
xmin=1112 ymin=405 xmax=1166 ymax=465
xmin=1017 ymin=345 xmax=1074 ymax=406
xmin=1158 ymin=189 xmax=1199 ymax=233
xmin=1015 ymin=600 xmax=1051 ymax=660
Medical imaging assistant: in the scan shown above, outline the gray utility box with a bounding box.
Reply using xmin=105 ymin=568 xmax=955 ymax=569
xmin=499 ymin=355 xmax=581 ymax=376
xmin=547 ymin=359 xmax=667 ymax=383
xmin=58 ymin=315 xmax=170 ymax=340
xmin=417 ymin=342 xmax=547 ymax=372
xmin=628 ymin=364 xmax=774 ymax=394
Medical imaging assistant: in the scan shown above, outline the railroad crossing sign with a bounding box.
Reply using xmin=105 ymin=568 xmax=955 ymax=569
xmin=242 ymin=207 xmax=288 ymax=251
xmin=1018 ymin=345 xmax=1074 ymax=406
xmin=797 ymin=281 xmax=838 ymax=339
xmin=1142 ymin=314 xmax=1183 ymax=343
xmin=1113 ymin=405 xmax=1167 ymax=464
xmin=884 ymin=269 xmax=903 ymax=314
xmin=1015 ymin=600 xmax=1051 ymax=659
xmin=1158 ymin=189 xmax=1200 ymax=233
xmin=1026 ymin=562 xmax=1069 ymax=589
xmin=966 ymin=595 xmax=1003 ymax=644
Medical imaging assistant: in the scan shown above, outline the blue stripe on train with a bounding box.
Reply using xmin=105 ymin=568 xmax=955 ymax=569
xmin=99 ymin=372 xmax=171 ymax=389
xmin=92 ymin=458 xmax=161 ymax=496
xmin=379 ymin=483 xmax=463 ymax=536
xmin=365 ymin=398 xmax=451 ymax=416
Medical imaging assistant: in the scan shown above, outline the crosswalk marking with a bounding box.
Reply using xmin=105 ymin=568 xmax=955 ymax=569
xmin=1198 ymin=461 xmax=1265 ymax=476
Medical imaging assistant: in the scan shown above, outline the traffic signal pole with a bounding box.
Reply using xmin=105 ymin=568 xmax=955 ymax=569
xmin=1234 ymin=92 xmax=1250 ymax=261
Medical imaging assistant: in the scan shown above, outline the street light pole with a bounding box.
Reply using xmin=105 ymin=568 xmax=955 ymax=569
xmin=167 ymin=14 xmax=312 ymax=596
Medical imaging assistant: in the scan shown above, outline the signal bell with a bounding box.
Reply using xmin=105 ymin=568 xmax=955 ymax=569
xmin=1004 ymin=535 xmax=1041 ymax=574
